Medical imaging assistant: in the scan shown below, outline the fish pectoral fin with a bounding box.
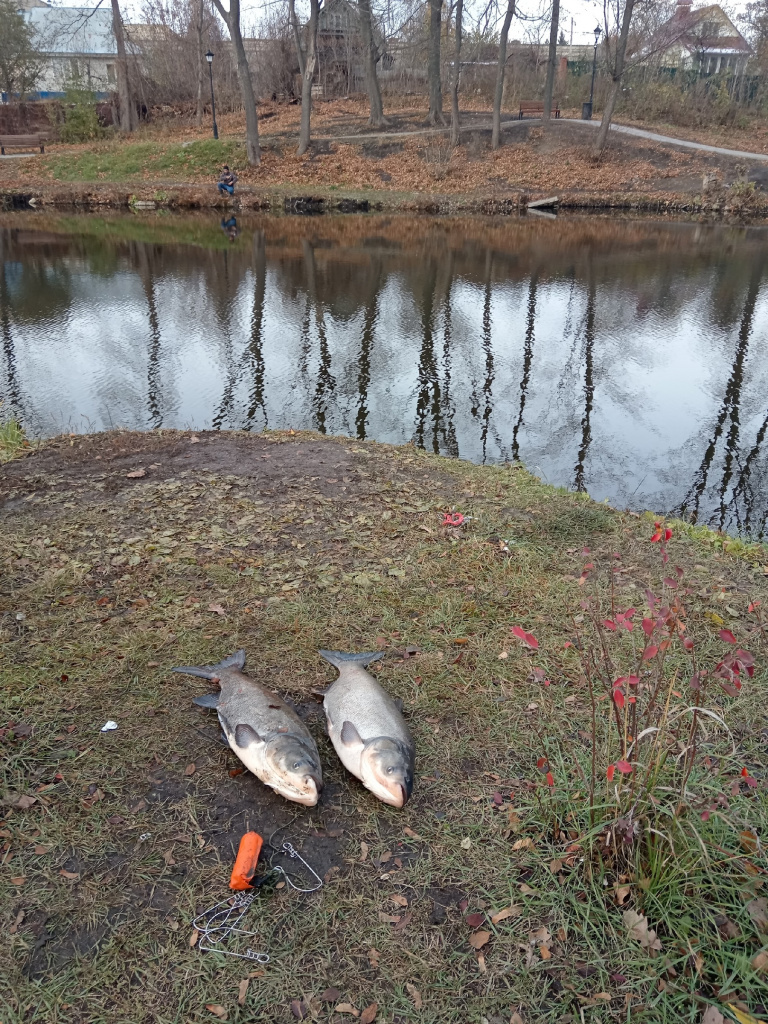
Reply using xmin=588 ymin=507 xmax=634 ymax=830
xmin=340 ymin=720 xmax=364 ymax=748
xmin=234 ymin=723 xmax=263 ymax=748
xmin=193 ymin=693 xmax=220 ymax=709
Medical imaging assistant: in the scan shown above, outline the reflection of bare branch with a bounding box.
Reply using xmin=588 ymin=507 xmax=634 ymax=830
xmin=355 ymin=258 xmax=382 ymax=440
xmin=574 ymin=270 xmax=596 ymax=493
xmin=245 ymin=230 xmax=268 ymax=430
xmin=511 ymin=271 xmax=538 ymax=462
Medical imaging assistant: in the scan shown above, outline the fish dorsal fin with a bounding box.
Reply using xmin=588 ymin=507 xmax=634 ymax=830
xmin=218 ymin=649 xmax=247 ymax=671
xmin=193 ymin=693 xmax=220 ymax=709
xmin=340 ymin=720 xmax=364 ymax=748
xmin=318 ymin=650 xmax=384 ymax=670
xmin=235 ymin=723 xmax=262 ymax=747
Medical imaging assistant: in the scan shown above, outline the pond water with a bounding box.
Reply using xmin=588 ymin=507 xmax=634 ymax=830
xmin=2 ymin=210 xmax=768 ymax=537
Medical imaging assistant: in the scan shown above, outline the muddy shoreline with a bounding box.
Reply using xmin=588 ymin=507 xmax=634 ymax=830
xmin=3 ymin=181 xmax=765 ymax=219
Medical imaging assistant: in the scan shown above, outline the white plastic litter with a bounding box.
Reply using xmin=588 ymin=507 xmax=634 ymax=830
xmin=100 ymin=720 xmax=118 ymax=732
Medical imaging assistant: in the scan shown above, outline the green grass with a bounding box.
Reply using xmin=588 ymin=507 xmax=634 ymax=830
xmin=45 ymin=138 xmax=248 ymax=183
xmin=0 ymin=417 xmax=27 ymax=463
xmin=1 ymin=430 xmax=767 ymax=1024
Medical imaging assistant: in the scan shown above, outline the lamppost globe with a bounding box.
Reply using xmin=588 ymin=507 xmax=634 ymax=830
xmin=583 ymin=25 xmax=602 ymax=119
xmin=206 ymin=50 xmax=214 ymax=64
xmin=594 ymin=25 xmax=602 ymax=44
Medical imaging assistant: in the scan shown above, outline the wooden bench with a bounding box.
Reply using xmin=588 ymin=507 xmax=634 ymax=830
xmin=0 ymin=134 xmax=48 ymax=155
xmin=518 ymin=101 xmax=560 ymax=120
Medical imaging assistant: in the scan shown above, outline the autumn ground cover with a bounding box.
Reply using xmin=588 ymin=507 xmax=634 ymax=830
xmin=1 ymin=429 xmax=767 ymax=1024
xmin=0 ymin=97 xmax=756 ymax=212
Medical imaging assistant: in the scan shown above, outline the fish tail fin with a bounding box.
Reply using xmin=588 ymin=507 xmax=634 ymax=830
xmin=173 ymin=649 xmax=246 ymax=680
xmin=318 ymin=649 xmax=383 ymax=670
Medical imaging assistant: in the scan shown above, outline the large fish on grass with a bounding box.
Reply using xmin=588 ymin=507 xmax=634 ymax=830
xmin=319 ymin=650 xmax=414 ymax=808
xmin=172 ymin=649 xmax=322 ymax=807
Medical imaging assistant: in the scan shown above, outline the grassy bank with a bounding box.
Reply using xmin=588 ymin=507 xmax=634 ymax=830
xmin=1 ymin=430 xmax=767 ymax=1024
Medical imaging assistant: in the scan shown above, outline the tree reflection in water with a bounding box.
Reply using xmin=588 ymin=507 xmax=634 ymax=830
xmin=4 ymin=213 xmax=768 ymax=537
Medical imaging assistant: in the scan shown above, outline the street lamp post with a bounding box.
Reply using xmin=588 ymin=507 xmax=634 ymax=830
xmin=582 ymin=26 xmax=602 ymax=120
xmin=205 ymin=50 xmax=219 ymax=140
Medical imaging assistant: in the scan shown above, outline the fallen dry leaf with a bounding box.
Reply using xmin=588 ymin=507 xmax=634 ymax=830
xmin=512 ymin=837 xmax=534 ymax=851
xmin=126 ymin=469 xmax=146 ymax=479
xmin=10 ymin=876 xmax=26 ymax=885
xmin=468 ymin=929 xmax=491 ymax=950
xmin=539 ymin=945 xmax=552 ymax=960
xmin=510 ymin=1014 xmax=524 ymax=1024
xmin=9 ymin=910 xmax=25 ymax=934
xmin=237 ymin=979 xmax=249 ymax=1006
xmin=727 ymin=1007 xmax=761 ymax=1024
xmin=747 ymin=898 xmax=768 ymax=934
xmin=360 ymin=1003 xmax=378 ymax=1024
xmin=614 ymin=884 xmax=631 ymax=906
xmin=405 ymin=983 xmax=422 ymax=1009
xmin=519 ymin=883 xmax=536 ymax=895
xmin=367 ymin=948 xmax=380 ymax=969
xmin=320 ymin=988 xmax=341 ymax=1003
xmin=465 ymin=912 xmax=485 ymax=928
xmin=289 ymin=999 xmax=307 ymax=1020
xmin=751 ymin=950 xmax=768 ymax=974
xmin=190 ymin=435 xmax=200 ymax=443
xmin=205 ymin=1005 xmax=227 ymax=1020
xmin=391 ymin=894 xmax=408 ymax=907
xmin=185 ymin=763 xmax=196 ymax=776
xmin=190 ymin=928 xmax=200 ymax=947
xmin=59 ymin=869 xmax=79 ymax=881
xmin=207 ymin=603 xmax=226 ymax=616
xmin=460 ymin=836 xmax=471 ymax=850
xmin=359 ymin=841 xmax=369 ymax=862
xmin=700 ymin=1008 xmax=725 ymax=1024
xmin=491 ymin=906 xmax=521 ymax=924
xmin=34 ymin=844 xmax=51 ymax=855
xmin=530 ymin=926 xmax=551 ymax=946
xmin=403 ymin=826 xmax=422 ymax=840
xmin=378 ymin=912 xmax=400 ymax=924
xmin=334 ymin=1003 xmax=359 ymax=1017
xmin=14 ymin=794 xmax=37 ymax=810
xmin=623 ymin=909 xmax=662 ymax=951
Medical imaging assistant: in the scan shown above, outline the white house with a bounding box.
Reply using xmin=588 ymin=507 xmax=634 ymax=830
xmin=22 ymin=4 xmax=119 ymax=98
xmin=652 ymin=0 xmax=752 ymax=75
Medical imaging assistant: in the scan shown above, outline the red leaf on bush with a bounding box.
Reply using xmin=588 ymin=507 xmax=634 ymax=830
xmin=748 ymin=601 xmax=760 ymax=612
xmin=613 ymin=688 xmax=625 ymax=710
xmin=511 ymin=626 xmax=538 ymax=650
xmin=642 ymin=618 xmax=655 ymax=637
xmin=642 ymin=645 xmax=658 ymax=661
xmin=545 ymin=772 xmax=554 ymax=787
xmin=719 ymin=629 xmax=737 ymax=644
xmin=690 ymin=673 xmax=701 ymax=691
xmin=623 ymin=607 xmax=636 ymax=619
xmin=603 ymin=619 xmax=617 ymax=631
xmin=683 ymin=637 xmax=694 ymax=651
xmin=664 ymin=529 xmax=672 ymax=541
xmin=616 ymin=760 xmax=633 ymax=775
xmin=651 ymin=530 xmax=662 ymax=543
xmin=663 ymin=577 xmax=678 ymax=589
xmin=536 ymin=756 xmax=548 ymax=770
xmin=606 ymin=765 xmax=616 ymax=781
xmin=721 ymin=682 xmax=739 ymax=697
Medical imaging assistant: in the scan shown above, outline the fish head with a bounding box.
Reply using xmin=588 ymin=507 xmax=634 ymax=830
xmin=264 ymin=734 xmax=323 ymax=806
xmin=360 ymin=738 xmax=413 ymax=808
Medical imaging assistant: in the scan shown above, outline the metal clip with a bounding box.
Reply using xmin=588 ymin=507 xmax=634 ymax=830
xmin=272 ymin=841 xmax=323 ymax=893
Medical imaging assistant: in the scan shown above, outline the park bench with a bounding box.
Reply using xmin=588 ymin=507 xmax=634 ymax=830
xmin=0 ymin=134 xmax=48 ymax=155
xmin=518 ymin=101 xmax=560 ymax=120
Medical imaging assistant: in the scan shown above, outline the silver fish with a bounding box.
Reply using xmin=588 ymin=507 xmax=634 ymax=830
xmin=173 ymin=650 xmax=322 ymax=807
xmin=319 ymin=650 xmax=414 ymax=808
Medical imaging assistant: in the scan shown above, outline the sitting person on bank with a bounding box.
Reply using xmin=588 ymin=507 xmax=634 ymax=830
xmin=217 ymin=165 xmax=238 ymax=196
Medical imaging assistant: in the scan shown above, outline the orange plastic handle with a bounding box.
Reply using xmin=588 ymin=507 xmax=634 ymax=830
xmin=229 ymin=831 xmax=263 ymax=890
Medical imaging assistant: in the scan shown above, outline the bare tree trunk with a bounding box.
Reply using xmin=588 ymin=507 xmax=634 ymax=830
xmin=450 ymin=0 xmax=463 ymax=146
xmin=542 ymin=0 xmax=559 ymax=123
xmin=196 ymin=0 xmax=205 ymax=127
xmin=111 ymin=0 xmax=134 ymax=132
xmin=358 ymin=0 xmax=386 ymax=127
xmin=211 ymin=0 xmax=260 ymax=164
xmin=491 ymin=0 xmax=515 ymax=149
xmin=297 ymin=0 xmax=320 ymax=155
xmin=289 ymin=0 xmax=306 ymax=77
xmin=593 ymin=0 xmax=635 ymax=157
xmin=427 ymin=0 xmax=444 ymax=125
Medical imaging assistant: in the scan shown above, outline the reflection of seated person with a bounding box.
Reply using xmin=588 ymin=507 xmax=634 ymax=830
xmin=221 ymin=216 xmax=239 ymax=243
xmin=217 ymin=164 xmax=237 ymax=195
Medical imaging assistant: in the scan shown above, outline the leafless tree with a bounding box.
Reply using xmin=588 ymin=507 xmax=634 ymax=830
xmin=428 ymin=0 xmax=444 ymax=124
xmin=492 ymin=0 xmax=515 ymax=149
xmin=542 ymin=0 xmax=560 ymax=122
xmin=359 ymin=0 xmax=387 ymax=127
xmin=210 ymin=0 xmax=260 ymax=163
xmin=296 ymin=0 xmax=321 ymax=155
xmin=450 ymin=0 xmax=463 ymax=145
xmin=195 ymin=0 xmax=205 ymax=125
xmin=111 ymin=0 xmax=135 ymax=131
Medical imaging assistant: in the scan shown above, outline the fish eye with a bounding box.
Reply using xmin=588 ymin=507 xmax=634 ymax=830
xmin=293 ymin=762 xmax=301 ymax=770
xmin=386 ymin=766 xmax=393 ymax=774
